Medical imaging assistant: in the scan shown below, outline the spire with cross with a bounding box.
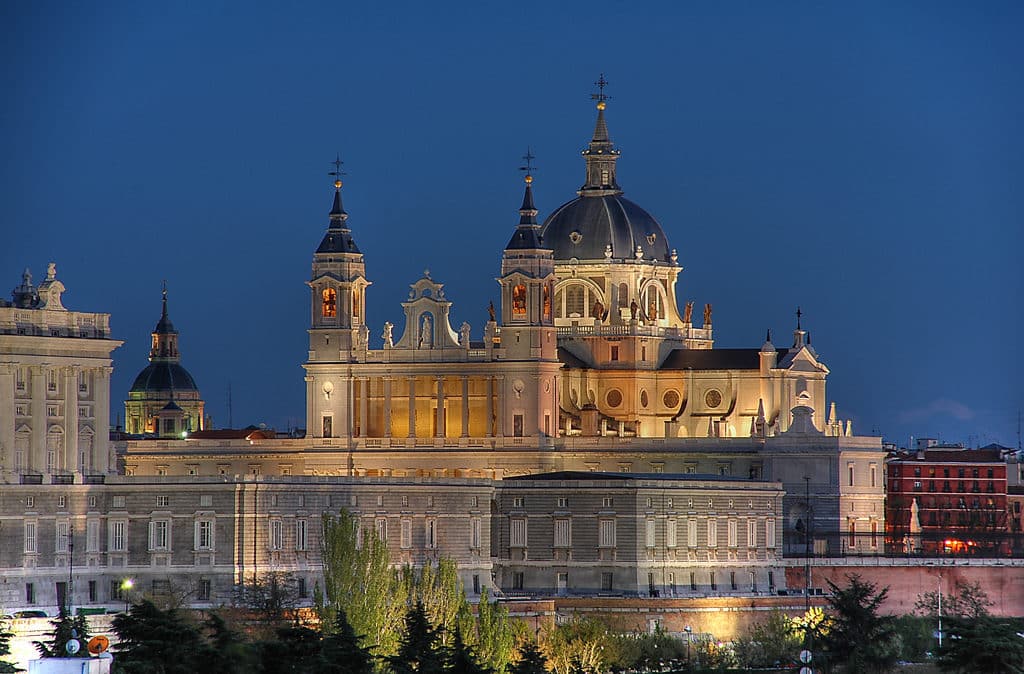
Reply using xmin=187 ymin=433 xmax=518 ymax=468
xmin=328 ymin=154 xmax=346 ymax=190
xmin=591 ymin=73 xmax=611 ymax=108
xmin=581 ymin=73 xmax=621 ymax=194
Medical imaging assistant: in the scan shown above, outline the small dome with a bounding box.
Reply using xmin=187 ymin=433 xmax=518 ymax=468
xmin=129 ymin=363 xmax=200 ymax=393
xmin=541 ymin=194 xmax=673 ymax=262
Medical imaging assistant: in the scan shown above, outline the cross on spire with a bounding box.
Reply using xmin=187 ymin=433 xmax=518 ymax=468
xmin=328 ymin=154 xmax=346 ymax=188
xmin=796 ymin=306 xmax=802 ymax=330
xmin=518 ymin=147 xmax=537 ymax=182
xmin=591 ymin=73 xmax=611 ymax=105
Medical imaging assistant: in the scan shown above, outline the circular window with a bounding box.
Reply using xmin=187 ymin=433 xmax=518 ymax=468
xmin=640 ymin=390 xmax=649 ymax=408
xmin=663 ymin=390 xmax=680 ymax=408
xmin=606 ymin=389 xmax=623 ymax=407
xmin=705 ymin=389 xmax=723 ymax=408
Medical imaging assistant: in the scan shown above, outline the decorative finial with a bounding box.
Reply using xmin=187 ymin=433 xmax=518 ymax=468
xmin=796 ymin=306 xmax=802 ymax=330
xmin=591 ymin=73 xmax=611 ymax=109
xmin=519 ymin=147 xmax=537 ymax=183
xmin=328 ymin=154 xmax=346 ymax=190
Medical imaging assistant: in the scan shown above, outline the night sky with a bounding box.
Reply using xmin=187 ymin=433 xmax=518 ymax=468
xmin=3 ymin=2 xmax=1021 ymax=448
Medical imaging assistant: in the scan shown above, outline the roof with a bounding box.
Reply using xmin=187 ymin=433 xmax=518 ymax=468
xmin=187 ymin=428 xmax=276 ymax=440
xmin=541 ymin=194 xmax=672 ymax=262
xmin=557 ymin=346 xmax=589 ymax=369
xmin=505 ymin=470 xmax=765 ymax=483
xmin=130 ymin=362 xmax=200 ymax=393
xmin=660 ymin=348 xmax=788 ymax=371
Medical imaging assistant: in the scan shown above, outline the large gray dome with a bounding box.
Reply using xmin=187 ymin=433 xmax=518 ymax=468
xmin=541 ymin=194 xmax=672 ymax=262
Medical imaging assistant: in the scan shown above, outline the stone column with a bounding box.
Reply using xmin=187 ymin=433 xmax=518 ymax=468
xmin=359 ymin=377 xmax=369 ymax=438
xmin=304 ymin=375 xmax=316 ymax=437
xmin=383 ymin=376 xmax=392 ymax=438
xmin=30 ymin=365 xmax=46 ymax=473
xmin=406 ymin=376 xmax=416 ymax=439
xmin=461 ymin=376 xmax=470 ymax=438
xmin=64 ymin=367 xmax=79 ymax=475
xmin=93 ymin=367 xmax=112 ymax=474
xmin=434 ymin=376 xmax=445 ymax=438
xmin=0 ymin=363 xmax=15 ymax=476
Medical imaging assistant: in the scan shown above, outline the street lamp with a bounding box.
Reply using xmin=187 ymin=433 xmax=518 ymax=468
xmin=66 ymin=525 xmax=74 ymax=616
xmin=120 ymin=578 xmax=134 ymax=613
xmin=684 ymin=625 xmax=692 ymax=665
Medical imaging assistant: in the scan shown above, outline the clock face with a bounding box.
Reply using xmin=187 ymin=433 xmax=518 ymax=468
xmin=705 ymin=389 xmax=722 ymax=408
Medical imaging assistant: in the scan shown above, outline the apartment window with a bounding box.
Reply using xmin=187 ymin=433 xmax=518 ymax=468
xmin=88 ymin=580 xmax=97 ymax=603
xmin=297 ymin=578 xmax=308 ymax=599
xmin=198 ymin=579 xmax=212 ymax=601
xmin=26 ymin=496 xmax=34 ymax=509
xmin=727 ymin=519 xmax=738 ymax=548
xmin=689 ymin=572 xmax=697 ymax=592
xmin=602 ymin=497 xmax=613 ymax=508
xmin=24 ymin=522 xmax=37 ymax=554
xmin=666 ymin=518 xmax=677 ymax=548
xmin=425 ymin=519 xmax=437 ymax=549
xmin=149 ymin=520 xmax=170 ymax=551
xmin=470 ymin=518 xmax=481 ymax=549
xmin=687 ymin=519 xmax=698 ymax=548
xmin=707 ymin=519 xmax=718 ymax=548
xmin=86 ymin=520 xmax=100 ymax=552
xmin=58 ymin=495 xmax=66 ymax=509
xmin=109 ymin=521 xmax=126 ymax=552
xmin=195 ymin=520 xmax=214 ymax=550
xmin=766 ymin=519 xmax=776 ymax=548
xmin=747 ymin=519 xmax=757 ymax=547
xmin=400 ymin=519 xmax=412 ymax=549
xmin=56 ymin=521 xmax=69 ymax=553
xmin=269 ymin=520 xmax=283 ymax=551
xmin=374 ymin=518 xmax=386 ymax=544
xmin=601 ymin=572 xmax=613 ymax=592
xmin=599 ymin=519 xmax=616 ymax=547
xmin=513 ymin=497 xmax=524 ymax=508
xmin=156 ymin=495 xmax=169 ymax=507
xmin=112 ymin=495 xmax=126 ymax=509
xmin=26 ymin=583 xmax=35 ymax=604
xmin=645 ymin=519 xmax=656 ymax=548
xmin=557 ymin=497 xmax=568 ymax=509
xmin=510 ymin=518 xmax=527 ymax=547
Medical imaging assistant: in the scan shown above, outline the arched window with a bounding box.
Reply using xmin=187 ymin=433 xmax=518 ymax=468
xmin=542 ymin=284 xmax=552 ymax=320
xmin=352 ymin=289 xmax=360 ymax=317
xmin=618 ymin=283 xmax=629 ymax=308
xmin=512 ymin=284 xmax=527 ymax=317
xmin=322 ymin=288 xmax=337 ymax=317
xmin=565 ymin=286 xmax=585 ymax=317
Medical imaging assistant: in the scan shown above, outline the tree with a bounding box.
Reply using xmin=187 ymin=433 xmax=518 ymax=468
xmin=0 ymin=620 xmax=21 ymax=673
xmin=914 ymin=579 xmax=994 ymax=620
xmin=33 ymin=608 xmax=91 ymax=659
xmin=415 ymin=559 xmax=473 ymax=648
xmin=234 ymin=571 xmax=302 ymax=630
xmin=259 ymin=624 xmax=325 ymax=674
xmin=539 ymin=616 xmax=609 ymax=674
xmin=733 ymin=609 xmax=801 ymax=669
xmin=821 ymin=574 xmax=900 ymax=674
xmin=387 ymin=601 xmax=445 ymax=674
xmin=111 ymin=600 xmax=208 ymax=674
xmin=938 ymin=615 xmax=1024 ymax=674
xmin=508 ymin=641 xmax=548 ymax=674
xmin=320 ymin=608 xmax=375 ymax=674
xmin=200 ymin=613 xmax=258 ymax=674
xmin=474 ymin=588 xmax=517 ymax=674
xmin=447 ymin=625 xmax=491 ymax=674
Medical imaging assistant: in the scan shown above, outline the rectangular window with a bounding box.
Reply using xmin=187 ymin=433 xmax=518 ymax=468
xmin=666 ymin=518 xmax=677 ymax=548
xmin=24 ymin=522 xmax=37 ymax=553
xmin=599 ymin=519 xmax=616 ymax=547
xmin=470 ymin=518 xmax=481 ymax=549
xmin=322 ymin=416 xmax=333 ymax=438
xmin=847 ymin=520 xmax=856 ymax=548
xmin=88 ymin=580 xmax=97 ymax=602
xmin=86 ymin=520 xmax=100 ymax=552
xmin=26 ymin=496 xmax=34 ymax=509
xmin=156 ymin=495 xmax=169 ymax=507
xmin=848 ymin=463 xmax=855 ymax=486
xmin=472 ymin=575 xmax=480 ymax=594
xmin=269 ymin=520 xmax=283 ymax=551
xmin=690 ymin=572 xmax=697 ymax=592
xmin=667 ymin=572 xmax=676 ymax=594
xmin=747 ymin=519 xmax=757 ymax=547
xmin=196 ymin=520 xmax=214 ymax=550
xmin=768 ymin=571 xmax=776 ymax=590
xmin=645 ymin=518 xmax=656 ymax=548
xmin=149 ymin=520 xmax=169 ymax=551
xmin=870 ymin=521 xmax=878 ymax=548
xmin=26 ymin=583 xmax=35 ymax=604
xmin=707 ymin=519 xmax=717 ymax=548
xmin=730 ymin=571 xmax=737 ymax=591
xmin=58 ymin=495 xmax=66 ymax=508
xmin=297 ymin=578 xmax=308 ymax=599
xmin=610 ymin=346 xmax=619 ymax=361
xmin=513 ymin=572 xmax=524 ymax=590
xmin=687 ymin=519 xmax=698 ymax=548
xmin=374 ymin=518 xmax=386 ymax=545
xmin=425 ymin=518 xmax=437 ymax=549
xmin=513 ymin=497 xmax=524 ymax=508
xmin=110 ymin=521 xmax=126 ymax=552
xmin=400 ymin=519 xmax=412 ymax=549
xmin=727 ymin=519 xmax=738 ymax=548
xmin=557 ymin=497 xmax=568 ymax=508
xmin=554 ymin=518 xmax=571 ymax=547
xmin=198 ymin=579 xmax=212 ymax=601
xmin=112 ymin=495 xmax=126 ymax=509
xmin=601 ymin=572 xmax=613 ymax=592
xmin=750 ymin=572 xmax=757 ymax=592
xmin=766 ymin=519 xmax=776 ymax=549
xmin=510 ymin=518 xmax=527 ymax=547
xmin=602 ymin=497 xmax=614 ymax=508
xmin=88 ymin=496 xmax=98 ymax=509
xmin=870 ymin=463 xmax=877 ymax=488
xmin=710 ymin=572 xmax=717 ymax=591
xmin=56 ymin=521 xmax=69 ymax=553
xmin=513 ymin=414 xmax=524 ymax=437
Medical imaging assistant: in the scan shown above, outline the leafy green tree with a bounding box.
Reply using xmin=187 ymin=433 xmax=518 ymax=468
xmin=474 ymin=588 xmax=516 ymax=674
xmin=821 ymin=574 xmax=900 ymax=674
xmin=607 ymin=629 xmax=686 ymax=672
xmin=508 ymin=641 xmax=548 ymax=674
xmin=111 ymin=600 xmax=207 ymax=674
xmin=0 ymin=620 xmax=21 ymax=673
xmin=540 ymin=616 xmax=609 ymax=674
xmin=387 ymin=601 xmax=445 ymax=674
xmin=414 ymin=559 xmax=473 ymax=649
xmin=448 ymin=625 xmax=491 ymax=674
xmin=320 ymin=609 xmax=375 ymax=674
xmin=938 ymin=615 xmax=1024 ymax=674
xmin=914 ymin=579 xmax=993 ymax=620
xmin=33 ymin=608 xmax=91 ymax=658
xmin=889 ymin=615 xmax=932 ymax=663
xmin=733 ymin=609 xmax=801 ymax=669
xmin=234 ymin=571 xmax=302 ymax=630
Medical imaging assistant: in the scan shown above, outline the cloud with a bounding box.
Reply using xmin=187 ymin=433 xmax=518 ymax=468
xmin=898 ymin=398 xmax=976 ymax=424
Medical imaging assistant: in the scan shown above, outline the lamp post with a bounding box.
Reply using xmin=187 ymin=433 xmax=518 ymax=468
xmin=120 ymin=578 xmax=134 ymax=613
xmin=937 ymin=574 xmax=943 ymax=649
xmin=66 ymin=525 xmax=74 ymax=616
xmin=684 ymin=625 xmax=692 ymax=666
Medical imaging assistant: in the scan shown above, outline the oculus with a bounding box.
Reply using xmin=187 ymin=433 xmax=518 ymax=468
xmin=705 ymin=389 xmax=723 ymax=408
xmin=568 ymin=230 xmax=583 ymax=244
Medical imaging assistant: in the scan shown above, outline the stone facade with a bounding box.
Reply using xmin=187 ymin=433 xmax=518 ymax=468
xmin=0 ymin=265 xmax=122 ymax=482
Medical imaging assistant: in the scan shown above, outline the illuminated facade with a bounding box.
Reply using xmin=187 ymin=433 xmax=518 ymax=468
xmin=0 ymin=264 xmax=122 ymax=481
xmin=123 ymin=287 xmax=205 ymax=437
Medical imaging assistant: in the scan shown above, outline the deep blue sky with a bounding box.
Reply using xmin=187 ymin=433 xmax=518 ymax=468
xmin=3 ymin=2 xmax=1021 ymax=448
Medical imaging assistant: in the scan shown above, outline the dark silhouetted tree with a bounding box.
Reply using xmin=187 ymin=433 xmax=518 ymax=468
xmin=387 ymin=601 xmax=445 ymax=674
xmin=111 ymin=600 xmax=206 ymax=674
xmin=821 ymin=574 xmax=900 ymax=674
xmin=33 ymin=608 xmax=91 ymax=659
xmin=938 ymin=615 xmax=1024 ymax=674
xmin=508 ymin=641 xmax=548 ymax=674
xmin=321 ymin=608 xmax=375 ymax=674
xmin=0 ymin=620 xmax=20 ymax=673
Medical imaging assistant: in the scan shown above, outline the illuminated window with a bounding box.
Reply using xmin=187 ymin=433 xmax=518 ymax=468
xmin=542 ymin=284 xmax=551 ymax=320
xmin=322 ymin=288 xmax=337 ymax=317
xmin=565 ymin=285 xmax=585 ymax=317
xmin=512 ymin=284 xmax=527 ymax=317
xmin=352 ymin=289 xmax=360 ymax=317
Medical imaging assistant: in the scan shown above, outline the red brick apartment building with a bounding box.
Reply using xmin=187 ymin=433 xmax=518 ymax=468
xmin=886 ymin=447 xmax=1011 ymax=556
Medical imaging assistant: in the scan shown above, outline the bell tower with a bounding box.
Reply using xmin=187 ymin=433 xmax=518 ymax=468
xmin=304 ymin=158 xmax=370 ymax=439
